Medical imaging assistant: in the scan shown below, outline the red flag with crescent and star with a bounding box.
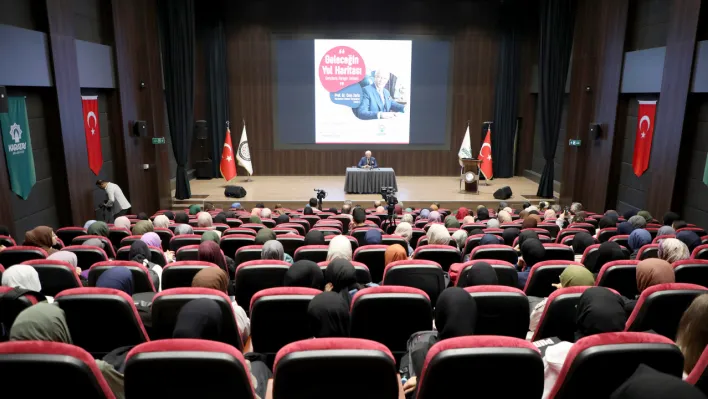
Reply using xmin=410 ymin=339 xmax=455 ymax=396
xmin=479 ymin=124 xmax=493 ymax=179
xmin=81 ymin=96 xmax=103 ymax=175
xmin=220 ymin=127 xmax=237 ymax=181
xmin=633 ymin=100 xmax=657 ymax=177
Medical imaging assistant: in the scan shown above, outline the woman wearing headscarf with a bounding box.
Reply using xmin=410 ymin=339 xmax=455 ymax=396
xmin=131 ymin=220 xmax=153 ymax=235
xmin=262 ymin=240 xmax=293 ymax=264
xmin=198 ymin=241 xmax=227 ymax=272
xmin=393 ymin=222 xmax=414 ymax=256
xmin=325 ymin=259 xmax=374 ymax=302
xmin=418 ymin=209 xmax=430 ymax=221
xmin=129 ymin=240 xmax=161 ymax=290
xmin=174 ymin=224 xmax=193 ymax=236
xmin=2 ymin=264 xmax=46 ymax=301
xmin=213 ymin=213 xmax=227 ymax=225
xmin=677 ymin=231 xmax=702 ymax=254
xmin=486 ymin=218 xmax=501 ymax=229
xmin=571 ymin=232 xmax=595 ymax=262
xmin=302 ymin=230 xmax=323 ymax=246
xmin=542 ymin=287 xmax=627 ymax=399
xmin=275 ymin=214 xmax=290 ymax=225
xmin=197 ymin=212 xmax=213 ymax=228
xmin=476 ymin=208 xmax=490 ymax=221
xmin=191 ymin=268 xmax=250 ymax=342
xmin=114 ymin=216 xmax=131 ymax=231
xmin=250 ymin=214 xmax=263 ymax=224
xmin=591 ymin=241 xmax=627 ymax=274
xmin=307 ymin=291 xmax=350 ymax=338
xmin=617 ymin=221 xmax=635 ymax=235
xmin=153 ymin=215 xmax=170 ymax=229
xmin=455 ymin=207 xmax=470 ymax=220
xmin=188 ymin=204 xmax=201 ymax=215
xmin=522 ymin=217 xmax=538 ymax=229
xmin=515 ymin=229 xmax=539 ymax=250
xmin=663 ymin=211 xmax=680 ymax=227
xmin=480 ymin=233 xmax=501 ymax=246
xmin=87 ymin=221 xmax=109 ymax=237
xmin=528 ymin=265 xmax=596 ymax=339
xmin=676 ymin=294 xmax=708 ymax=378
xmin=628 ymin=229 xmax=652 ymax=259
xmin=597 ymin=217 xmax=615 ymax=235
xmin=141 ymin=231 xmax=162 ymax=248
xmin=24 ymin=226 xmax=58 ymax=255
xmin=402 ymin=287 xmax=477 ymax=395
xmin=543 ymin=209 xmax=556 ymax=221
xmin=84 ymin=220 xmax=97 ymax=230
xmin=365 ymin=229 xmax=382 ymax=245
xmin=462 ymin=215 xmax=476 ymax=225
xmin=623 ymin=258 xmax=676 ymax=314
xmin=623 ymin=209 xmax=638 ymax=220
xmin=10 ymin=304 xmax=125 ymax=398
xmin=96 ymin=267 xmax=134 ymax=296
xmin=502 ymin=227 xmax=520 ymax=247
xmin=48 ymin=250 xmax=82 ymax=276
xmin=172 ymin=299 xmax=268 ymax=398
xmin=659 ymin=238 xmax=691 ymax=264
xmin=163 ymin=211 xmax=174 ymax=221
xmin=427 ymin=224 xmax=450 ymax=245
xmin=657 ymin=225 xmax=676 ymax=238
xmin=199 ymin=230 xmax=220 ymax=246
xmin=637 ymin=210 xmax=653 ymax=223
xmin=457 ymin=261 xmax=499 ymax=287
xmin=255 ymin=228 xmax=276 ymax=245
xmin=517 ymin=238 xmax=546 ymax=289
xmin=444 ymin=215 xmax=461 ymax=229
xmin=427 ymin=211 xmax=442 ymax=224
xmin=385 ymin=244 xmax=408 ymax=267
xmin=610 ymin=364 xmax=705 ymax=399
xmin=498 ymin=210 xmax=513 ymax=224
xmin=174 ymin=212 xmax=189 ymax=224
xmin=284 ymin=260 xmax=324 ymax=290
xmin=628 ymin=215 xmax=647 ymax=229
xmin=451 ymin=230 xmax=468 ymax=251
xmin=326 ymin=235 xmax=353 ymax=262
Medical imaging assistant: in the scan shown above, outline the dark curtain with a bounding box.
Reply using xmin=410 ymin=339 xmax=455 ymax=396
xmin=491 ymin=3 xmax=522 ymax=178
xmin=158 ymin=0 xmax=195 ymax=199
xmin=536 ymin=0 xmax=575 ymax=198
xmin=201 ymin=6 xmax=230 ymax=177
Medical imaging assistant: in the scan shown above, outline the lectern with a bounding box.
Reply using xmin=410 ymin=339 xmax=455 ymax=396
xmin=460 ymin=158 xmax=482 ymax=194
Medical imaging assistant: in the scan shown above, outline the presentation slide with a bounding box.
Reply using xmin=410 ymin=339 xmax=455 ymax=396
xmin=273 ymin=37 xmax=451 ymax=147
xmin=314 ymin=39 xmax=412 ymax=144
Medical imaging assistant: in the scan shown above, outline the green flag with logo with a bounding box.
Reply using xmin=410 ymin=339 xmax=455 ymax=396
xmin=0 ymin=97 xmax=36 ymax=199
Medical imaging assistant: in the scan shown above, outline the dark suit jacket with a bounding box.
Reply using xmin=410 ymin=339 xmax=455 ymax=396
xmin=356 ymin=84 xmax=405 ymax=120
xmin=358 ymin=156 xmax=378 ymax=168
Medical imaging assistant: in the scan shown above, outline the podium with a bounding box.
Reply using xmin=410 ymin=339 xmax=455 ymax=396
xmin=460 ymin=158 xmax=483 ymax=194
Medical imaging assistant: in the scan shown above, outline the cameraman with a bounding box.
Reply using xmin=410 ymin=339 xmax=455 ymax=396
xmin=96 ymin=179 xmax=132 ymax=221
xmin=306 ymin=198 xmax=321 ymax=213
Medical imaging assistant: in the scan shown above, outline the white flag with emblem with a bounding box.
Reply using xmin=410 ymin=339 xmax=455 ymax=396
xmin=457 ymin=126 xmax=472 ymax=167
xmin=236 ymin=124 xmax=253 ymax=176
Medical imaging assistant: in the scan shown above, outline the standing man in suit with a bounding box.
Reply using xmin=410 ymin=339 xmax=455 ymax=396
xmin=358 ymin=151 xmax=378 ymax=169
xmin=356 ymin=69 xmax=406 ymax=120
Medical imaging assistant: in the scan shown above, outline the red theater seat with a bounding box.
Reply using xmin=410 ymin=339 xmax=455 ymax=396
xmin=234 ymin=245 xmax=263 ymax=266
xmin=382 ymin=260 xmax=445 ymax=306
xmin=0 ymin=246 xmax=47 ymax=266
xmin=108 ymin=227 xmax=131 ymax=251
xmin=317 ymin=261 xmax=372 ymax=285
xmin=175 ymin=244 xmax=200 ymax=261
xmin=686 ymin=345 xmax=708 ymax=396
xmin=168 ymin=234 xmax=202 ymax=252
xmin=353 ymin=245 xmax=388 ymax=283
xmin=56 ymin=227 xmax=87 ymax=246
xmin=541 ymin=244 xmax=576 ymax=262
xmin=88 ymin=261 xmax=156 ymax=293
xmin=450 ymin=259 xmax=518 ymax=288
xmin=161 ymin=261 xmax=220 ymax=290
xmin=293 ymin=245 xmax=329 ymax=263
xmin=0 ymin=286 xmax=44 ymax=336
xmin=673 ymin=259 xmax=708 ymax=287
xmin=692 ymin=244 xmax=708 ymax=260
xmin=470 ymin=244 xmax=518 ymax=264
xmin=234 ymin=260 xmax=290 ymax=315
xmin=63 ymin=245 xmax=108 ymax=270
xmin=22 ymin=259 xmax=83 ymax=296
xmin=412 ymin=244 xmax=461 ymax=272
xmin=637 ymin=243 xmax=659 ymax=260
xmin=595 ymin=260 xmax=639 ymax=298
xmin=220 ymin=234 xmax=256 ymax=259
xmin=524 ymin=261 xmax=584 ymax=298
xmin=464 ymin=286 xmax=530 ymax=339
xmin=71 ymin=235 xmax=116 ymax=258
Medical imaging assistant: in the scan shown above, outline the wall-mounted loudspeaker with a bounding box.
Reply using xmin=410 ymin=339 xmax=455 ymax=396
xmin=195 ymin=120 xmax=208 ymax=140
xmin=133 ymin=120 xmax=147 ymax=136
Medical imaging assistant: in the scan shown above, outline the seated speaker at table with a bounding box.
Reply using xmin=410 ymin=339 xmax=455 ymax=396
xmin=357 ymin=151 xmax=378 ymax=169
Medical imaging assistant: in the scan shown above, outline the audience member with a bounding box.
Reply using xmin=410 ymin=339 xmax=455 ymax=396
xmin=551 ymin=204 xmax=562 ymax=214
xmin=174 ymin=224 xmax=193 ymax=236
xmin=203 ymin=202 xmax=215 ymax=212
xmin=598 ymin=217 xmax=615 ymax=232
xmin=610 ymin=364 xmax=706 ymax=399
xmin=457 ymin=261 xmax=498 ymax=287
xmin=325 ymin=259 xmax=374 ymax=303
xmin=153 ymin=215 xmax=170 ymax=229
xmin=393 ymin=222 xmax=414 ymax=256
xmin=418 ymin=209 xmax=430 ymax=221
xmin=676 ymin=294 xmax=708 ymax=377
xmin=174 ymin=212 xmax=189 ymax=224
xmin=275 ymin=214 xmax=290 ymax=225
xmin=304 ymin=230 xmax=325 ymax=246
xmin=197 ymin=212 xmax=214 ymax=228
xmin=255 ymin=228 xmax=276 ymax=245
xmin=444 ymin=215 xmax=460 ymax=229
xmin=518 ymin=239 xmax=546 ymax=287
xmin=673 ymin=220 xmax=689 ymax=230
xmin=658 ymin=238 xmax=691 ymax=264
xmin=262 ymin=239 xmax=293 ymax=263
xmin=132 ymin=220 xmax=153 ymax=235
xmin=163 ymin=211 xmax=174 ymax=221
xmin=427 ymin=224 xmax=450 ymax=245
xmin=201 ymin=230 xmax=220 ymax=246
xmin=137 ymin=212 xmax=149 ymax=221
xmin=87 ymin=221 xmax=109 ymax=237
xmin=462 ymin=215 xmax=475 ymax=225
xmin=213 ymin=213 xmax=227 ymax=224
xmin=96 ymin=267 xmax=134 ymax=296
xmin=618 ymin=221 xmax=634 ymax=235
xmin=83 ymin=238 xmax=105 ymax=251
xmin=191 ymin=268 xmax=250 ymax=341
xmin=326 ymin=235 xmax=352 ymax=262
xmin=114 ymin=216 xmax=131 ymax=230
xmin=400 ymin=214 xmax=414 ymax=224
xmin=24 ymin=226 xmax=58 ymax=255
xmin=260 ymin=208 xmax=272 ymax=219
xmin=351 ymin=208 xmax=367 ymax=229
xmin=129 ymin=240 xmax=162 ymax=289
xmin=628 ymin=215 xmax=647 ymax=229
xmin=657 ymin=225 xmax=676 ymax=237
xmin=591 ymin=241 xmax=626 ymax=274
xmin=451 ymin=229 xmax=468 ymax=251
xmin=621 ymin=258 xmax=676 ymax=314
xmin=663 ymin=211 xmax=680 ymax=227
xmin=498 ymin=210 xmax=512 ymax=223
xmin=2 ymin=264 xmax=44 ymax=296
xmin=84 ymin=220 xmax=97 ymax=230
xmin=384 ymin=244 xmax=408 ymax=267
xmin=571 ymin=232 xmax=595 ymax=262
xmin=502 ymin=227 xmax=520 ymax=247
xmin=198 ymin=241 xmax=227 ymax=272
xmin=48 ymin=250 xmax=81 ymax=276
xmin=188 ymin=205 xmax=201 ymax=215
xmin=365 ymin=229 xmax=383 ymax=245
xmin=283 ymin=260 xmax=324 ymax=290
xmin=487 ymin=218 xmax=500 ymax=229
xmin=307 ymin=291 xmax=351 ymax=338
xmin=570 ymin=202 xmax=583 ymax=214
xmin=628 ymin=229 xmax=652 ymax=259
xmin=637 ymin=210 xmax=653 ymax=223
xmin=522 ymin=217 xmax=538 ymax=229
xmin=477 ymin=208 xmax=490 ymax=221
xmin=456 ymin=207 xmax=470 ymax=220
xmin=428 ymin=211 xmax=442 ymax=223
xmin=677 ymin=230 xmax=702 ymax=253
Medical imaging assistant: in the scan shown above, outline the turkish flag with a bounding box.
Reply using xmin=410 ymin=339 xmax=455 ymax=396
xmin=633 ymin=100 xmax=657 ymax=177
xmin=220 ymin=127 xmax=237 ymax=181
xmin=479 ymin=125 xmax=493 ymax=179
xmin=81 ymin=96 xmax=103 ymax=175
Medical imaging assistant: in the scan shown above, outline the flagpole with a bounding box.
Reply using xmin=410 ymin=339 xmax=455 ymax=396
xmin=242 ymin=119 xmax=253 ymax=183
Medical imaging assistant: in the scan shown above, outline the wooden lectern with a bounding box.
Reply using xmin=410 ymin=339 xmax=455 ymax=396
xmin=460 ymin=158 xmax=483 ymax=194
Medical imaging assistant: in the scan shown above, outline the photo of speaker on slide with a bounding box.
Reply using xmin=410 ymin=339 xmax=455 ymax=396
xmin=355 ymin=68 xmax=407 ymax=120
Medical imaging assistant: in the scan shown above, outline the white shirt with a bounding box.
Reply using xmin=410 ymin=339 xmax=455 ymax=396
xmin=105 ymin=182 xmax=131 ymax=214
xmin=542 ymin=341 xmax=573 ymax=399
xmin=232 ymin=301 xmax=251 ymax=343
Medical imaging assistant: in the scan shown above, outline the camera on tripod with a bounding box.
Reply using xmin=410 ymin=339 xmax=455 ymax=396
xmin=314 ymin=189 xmax=327 ymax=209
xmin=380 ymin=186 xmax=398 ymax=207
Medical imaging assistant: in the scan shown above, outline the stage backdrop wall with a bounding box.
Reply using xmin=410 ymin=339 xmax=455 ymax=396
xmin=212 ymin=1 xmax=511 ymax=176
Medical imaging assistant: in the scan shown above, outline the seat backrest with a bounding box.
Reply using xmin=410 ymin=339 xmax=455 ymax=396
xmin=412 ymin=245 xmax=461 ymax=273
xmin=56 ymin=227 xmax=88 ymax=245
xmin=276 ymin=235 xmax=305 ymax=257
xmin=380 ymin=235 xmax=407 ymax=247
xmin=234 ymin=245 xmax=264 ymax=266
xmin=293 ymin=245 xmax=330 ymax=263
xmin=542 ymin=244 xmax=576 ymax=261
xmin=350 ymin=286 xmax=432 ymax=360
xmin=679 ymin=227 xmax=708 ymax=237
xmin=382 ymin=260 xmax=445 ymax=307
xmin=219 ymin=234 xmax=256 ymax=259
xmin=538 ymin=223 xmax=560 ymax=238
xmin=55 ymin=287 xmax=149 ymax=357
xmin=638 ymin=243 xmax=660 ymax=260
xmin=0 ymin=235 xmax=15 ymax=248
xmin=470 ymin=244 xmax=518 ymax=264
xmin=273 ymin=338 xmax=398 ymax=399
xmin=416 ymin=336 xmax=542 ymax=399
xmin=581 ymin=244 xmax=630 ymax=273
xmin=87 ymin=261 xmax=156 ymax=293
xmin=161 ymin=261 xmax=219 ymax=290
xmin=462 ymin=234 xmax=485 ymax=255
xmin=0 ymin=246 xmax=48 ymax=265
xmin=608 ymin=234 xmax=631 ymax=251
xmin=556 ymin=228 xmax=591 ymax=243
xmin=0 ymin=341 xmax=116 ymax=398
xmin=524 ymin=261 xmax=584 ymax=297
xmin=151 ymin=287 xmax=243 ymax=350
xmin=625 ymin=283 xmax=708 ymax=340
xmin=595 ymin=260 xmax=639 ymax=298
xmin=279 ymin=223 xmax=306 ymax=236
xmin=533 ymin=286 xmax=595 ymax=342
xmin=223 ymin=227 xmax=257 ymax=237
xmin=548 ymin=332 xmax=684 ymax=399
xmin=597 ymin=228 xmax=618 ymax=243
xmin=234 ymin=260 xmax=290 ymax=315
xmin=168 ymin=234 xmax=202 ymax=252
xmin=63 ymin=245 xmax=108 ymax=270
xmin=153 ymin=228 xmax=174 ymax=251
xmin=464 ymin=286 xmax=530 ymax=338
xmin=108 ymin=228 xmax=131 ymax=251
xmin=353 ymin=245 xmax=389 ymax=283
xmin=692 ymin=245 xmax=708 ymax=260
xmin=21 ymin=259 xmax=82 ymax=296
xmin=119 ymin=235 xmax=142 ymax=249
xmin=124 ymin=339 xmax=255 ymax=399
xmin=686 ymin=345 xmax=708 ymax=397
xmin=175 ymin=244 xmax=201 ymax=262
xmin=72 ymin=235 xmax=116 ymax=258
xmin=351 ymin=227 xmax=384 ymax=246
xmin=0 ymin=286 xmax=43 ymax=337
xmin=317 ymin=261 xmax=372 ymax=285
xmin=673 ymin=259 xmax=708 ymax=287
xmin=249 ymin=287 xmax=321 ymax=367
xmin=567 ymin=223 xmax=595 ymax=235
xmin=451 ymin=259 xmax=519 ymax=288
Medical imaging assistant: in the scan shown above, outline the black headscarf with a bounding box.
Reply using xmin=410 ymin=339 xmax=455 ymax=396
xmin=276 ymin=214 xmax=290 ymax=225
xmin=477 ymin=208 xmax=489 ymax=221
xmin=325 ymin=259 xmax=359 ymax=304
xmin=677 ymin=231 xmax=702 ymax=253
xmin=305 ymin=230 xmax=326 ymax=246
xmin=172 ymin=299 xmax=223 ymax=341
xmin=575 ymin=287 xmax=627 ymax=341
xmin=502 ymin=228 xmax=520 ymax=246
xmin=593 ymin=241 xmax=627 ymax=273
xmin=604 ymin=211 xmax=619 ymax=224
xmin=435 ymin=287 xmax=477 ymax=340
xmin=517 ymin=230 xmax=539 ymax=248
xmin=174 ymin=212 xmax=189 ymax=224
xmin=458 ymin=261 xmax=499 ymax=287
xmin=662 ymin=212 xmax=680 ymax=227
xmin=480 ymin=234 xmax=501 ymax=246
xmin=213 ymin=213 xmax=227 ymax=224
xmin=521 ymin=238 xmax=546 ymax=268
xmin=610 ymin=364 xmax=706 ymax=399
xmin=328 ymin=207 xmax=338 ymax=215
xmin=623 ymin=209 xmax=638 ymax=220
xmin=307 ymin=291 xmax=350 ymax=338
xmin=598 ymin=217 xmax=615 ymax=230
xmin=163 ymin=211 xmax=174 ymax=220
xmin=617 ymin=222 xmax=634 ymax=235
xmin=284 ymin=260 xmax=324 ymax=290
xmin=572 ymin=232 xmax=595 ymax=255
xmin=469 ymin=228 xmax=484 ymax=237
xmin=138 ymin=212 xmax=149 ymax=220
xmin=304 ymin=207 xmax=314 ymax=215
xmin=129 ymin=240 xmax=151 ymax=263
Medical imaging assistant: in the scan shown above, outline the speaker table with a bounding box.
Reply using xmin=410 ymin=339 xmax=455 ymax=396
xmin=344 ymin=167 xmax=398 ymax=194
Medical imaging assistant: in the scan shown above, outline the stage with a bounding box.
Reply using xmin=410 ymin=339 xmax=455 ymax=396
xmin=172 ymin=176 xmax=557 ymax=211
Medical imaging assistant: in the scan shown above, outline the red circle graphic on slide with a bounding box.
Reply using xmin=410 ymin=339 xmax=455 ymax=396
xmin=318 ymin=46 xmax=366 ymax=93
